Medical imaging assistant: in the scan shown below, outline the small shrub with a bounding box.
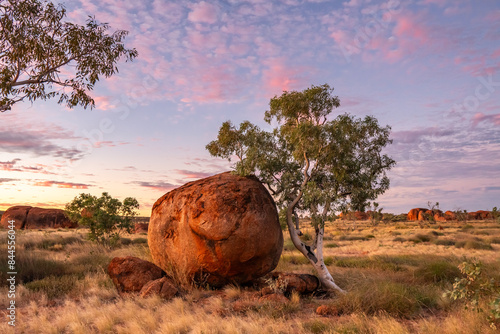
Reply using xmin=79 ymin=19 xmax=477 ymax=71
xmin=325 ymin=242 xmax=339 ymax=248
xmin=444 ymin=259 xmax=500 ymax=329
xmin=393 ymin=237 xmax=406 ymax=242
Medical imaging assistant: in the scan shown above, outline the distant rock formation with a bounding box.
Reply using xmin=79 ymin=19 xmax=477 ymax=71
xmin=408 ymin=208 xmax=445 ymax=222
xmin=134 ymin=222 xmax=149 ymax=234
xmin=148 ymin=172 xmax=283 ymax=287
xmin=0 ymin=206 xmax=77 ymax=229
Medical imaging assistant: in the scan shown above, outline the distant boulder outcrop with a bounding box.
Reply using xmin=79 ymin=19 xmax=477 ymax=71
xmin=148 ymin=172 xmax=283 ymax=288
xmin=0 ymin=206 xmax=77 ymax=229
xmin=468 ymin=210 xmax=491 ymax=220
xmin=408 ymin=208 xmax=444 ymax=222
xmin=407 ymin=208 xmax=427 ymax=221
xmin=134 ymin=222 xmax=149 ymax=234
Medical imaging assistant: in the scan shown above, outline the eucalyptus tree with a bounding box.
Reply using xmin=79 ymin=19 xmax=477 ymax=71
xmin=0 ymin=0 xmax=137 ymax=112
xmin=207 ymin=84 xmax=395 ymax=293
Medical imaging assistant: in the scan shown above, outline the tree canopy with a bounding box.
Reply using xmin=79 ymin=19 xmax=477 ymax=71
xmin=65 ymin=192 xmax=139 ymax=245
xmin=206 ymin=84 xmax=395 ymax=292
xmin=0 ymin=0 xmax=137 ymax=112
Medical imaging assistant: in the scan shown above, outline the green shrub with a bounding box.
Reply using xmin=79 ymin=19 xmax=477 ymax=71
xmin=325 ymin=242 xmax=339 ymax=248
xmin=65 ymin=192 xmax=139 ymax=245
xmin=444 ymin=259 xmax=500 ymax=329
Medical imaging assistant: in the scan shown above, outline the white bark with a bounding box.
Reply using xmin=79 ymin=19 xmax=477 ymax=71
xmin=286 ymin=202 xmax=345 ymax=294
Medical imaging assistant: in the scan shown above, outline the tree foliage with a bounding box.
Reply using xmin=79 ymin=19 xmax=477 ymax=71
xmin=0 ymin=0 xmax=138 ymax=112
xmin=207 ymin=84 xmax=395 ymax=292
xmin=65 ymin=192 xmax=139 ymax=244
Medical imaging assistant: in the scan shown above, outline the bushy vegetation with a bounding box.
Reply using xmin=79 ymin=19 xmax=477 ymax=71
xmin=65 ymin=192 xmax=139 ymax=245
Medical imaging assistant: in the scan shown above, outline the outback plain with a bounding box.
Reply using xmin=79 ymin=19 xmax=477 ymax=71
xmin=1 ymin=213 xmax=499 ymax=334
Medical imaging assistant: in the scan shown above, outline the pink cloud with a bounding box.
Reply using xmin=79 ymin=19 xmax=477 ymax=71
xmin=135 ymin=181 xmax=179 ymax=193
xmin=32 ymin=180 xmax=90 ymax=189
xmin=472 ymin=113 xmax=500 ymax=127
xmin=261 ymin=58 xmax=305 ymax=95
xmin=174 ymin=170 xmax=215 ymax=179
xmin=188 ymin=2 xmax=218 ymax=24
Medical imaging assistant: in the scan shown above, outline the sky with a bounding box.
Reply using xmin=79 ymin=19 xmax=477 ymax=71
xmin=1 ymin=0 xmax=500 ymax=216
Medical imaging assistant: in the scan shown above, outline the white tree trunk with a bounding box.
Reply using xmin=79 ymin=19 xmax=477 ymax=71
xmin=285 ymin=205 xmax=345 ymax=294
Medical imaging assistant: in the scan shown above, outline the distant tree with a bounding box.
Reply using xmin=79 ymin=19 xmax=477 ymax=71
xmin=207 ymin=84 xmax=395 ymax=293
xmin=65 ymin=192 xmax=139 ymax=245
xmin=0 ymin=0 xmax=137 ymax=112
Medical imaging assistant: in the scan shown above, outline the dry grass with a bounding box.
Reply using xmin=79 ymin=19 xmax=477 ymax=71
xmin=0 ymin=219 xmax=499 ymax=333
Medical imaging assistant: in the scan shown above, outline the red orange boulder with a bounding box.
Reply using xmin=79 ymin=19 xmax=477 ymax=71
xmin=0 ymin=206 xmax=32 ymax=229
xmin=408 ymin=208 xmax=427 ymax=221
xmin=0 ymin=206 xmax=76 ymax=229
xmin=108 ymin=256 xmax=165 ymax=293
xmin=148 ymin=172 xmax=283 ymax=287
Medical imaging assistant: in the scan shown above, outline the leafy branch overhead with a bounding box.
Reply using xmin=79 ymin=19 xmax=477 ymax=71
xmin=207 ymin=83 xmax=396 ymax=292
xmin=0 ymin=0 xmax=138 ymax=112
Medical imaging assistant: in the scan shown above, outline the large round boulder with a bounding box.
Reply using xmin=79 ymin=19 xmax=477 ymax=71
xmin=148 ymin=172 xmax=283 ymax=287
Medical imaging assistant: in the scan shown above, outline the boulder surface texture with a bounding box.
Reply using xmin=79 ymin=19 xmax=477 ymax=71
xmin=0 ymin=206 xmax=76 ymax=229
xmin=148 ymin=172 xmax=283 ymax=287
